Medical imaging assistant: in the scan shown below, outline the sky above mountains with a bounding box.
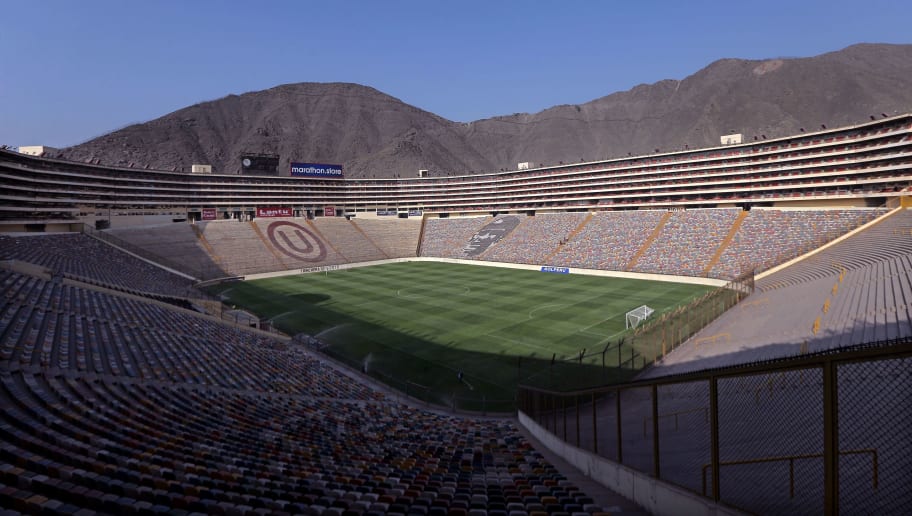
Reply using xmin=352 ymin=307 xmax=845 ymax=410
xmin=2 ymin=0 xmax=910 ymax=148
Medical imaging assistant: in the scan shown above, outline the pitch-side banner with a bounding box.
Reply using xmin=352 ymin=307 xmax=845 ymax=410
xmin=256 ymin=207 xmax=292 ymax=218
xmin=290 ymin=162 xmax=344 ymax=179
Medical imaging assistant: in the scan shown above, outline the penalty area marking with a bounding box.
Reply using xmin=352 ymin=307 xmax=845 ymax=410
xmin=527 ymin=303 xmax=570 ymax=320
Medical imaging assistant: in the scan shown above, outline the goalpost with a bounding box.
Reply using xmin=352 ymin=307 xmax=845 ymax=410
xmin=626 ymin=305 xmax=655 ymax=329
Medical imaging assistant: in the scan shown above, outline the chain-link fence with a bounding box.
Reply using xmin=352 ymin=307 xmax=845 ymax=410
xmin=518 ymin=338 xmax=912 ymax=515
xmin=629 ymin=272 xmax=754 ymax=364
xmin=518 ymin=272 xmax=754 ymax=393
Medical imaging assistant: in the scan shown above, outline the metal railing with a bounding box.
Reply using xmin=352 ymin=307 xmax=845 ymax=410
xmin=701 ymin=448 xmax=878 ymax=500
xmin=518 ymin=337 xmax=912 ymax=515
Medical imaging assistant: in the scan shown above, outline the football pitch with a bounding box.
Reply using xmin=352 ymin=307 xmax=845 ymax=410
xmin=210 ymin=261 xmax=712 ymax=410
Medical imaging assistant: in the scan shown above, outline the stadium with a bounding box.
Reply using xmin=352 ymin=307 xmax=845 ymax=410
xmin=1 ymin=112 xmax=911 ymax=515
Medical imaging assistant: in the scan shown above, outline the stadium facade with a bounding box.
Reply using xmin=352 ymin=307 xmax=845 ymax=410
xmin=1 ymin=114 xmax=910 ymax=232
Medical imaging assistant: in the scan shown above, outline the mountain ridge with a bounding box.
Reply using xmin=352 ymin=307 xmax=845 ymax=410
xmin=60 ymin=43 xmax=912 ymax=178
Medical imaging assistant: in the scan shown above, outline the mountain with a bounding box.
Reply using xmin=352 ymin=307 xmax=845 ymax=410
xmin=60 ymin=43 xmax=912 ymax=179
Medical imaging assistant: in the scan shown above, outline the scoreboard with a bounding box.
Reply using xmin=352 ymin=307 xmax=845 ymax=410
xmin=240 ymin=153 xmax=280 ymax=175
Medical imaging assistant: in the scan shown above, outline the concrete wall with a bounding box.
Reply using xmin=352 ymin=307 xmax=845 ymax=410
xmin=518 ymin=411 xmax=747 ymax=516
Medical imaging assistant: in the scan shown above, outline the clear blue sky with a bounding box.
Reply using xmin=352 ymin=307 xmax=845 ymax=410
xmin=2 ymin=0 xmax=909 ymax=148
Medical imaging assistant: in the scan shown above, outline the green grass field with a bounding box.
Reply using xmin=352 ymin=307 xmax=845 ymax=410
xmin=209 ymin=261 xmax=712 ymax=410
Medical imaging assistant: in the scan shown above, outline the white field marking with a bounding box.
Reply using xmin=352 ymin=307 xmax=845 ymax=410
xmin=527 ymin=303 xmax=570 ymax=320
xmin=349 ymin=297 xmax=393 ymax=308
xmin=396 ymin=285 xmax=471 ymax=299
xmin=602 ymin=328 xmax=630 ymax=342
xmin=579 ymin=329 xmax=613 ymax=338
xmin=526 ymin=302 xmax=628 ymax=341
xmin=219 ymin=287 xmax=234 ymax=300
xmin=578 ymin=325 xmax=628 ymax=343
xmin=269 ymin=311 xmax=295 ymax=322
xmin=575 ymin=310 xmax=626 ymax=334
xmin=488 ymin=333 xmax=557 ymax=354
xmin=315 ymin=323 xmax=352 ymax=339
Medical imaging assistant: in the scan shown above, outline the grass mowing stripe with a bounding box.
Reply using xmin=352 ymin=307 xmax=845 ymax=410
xmin=211 ymin=262 xmax=713 ymax=408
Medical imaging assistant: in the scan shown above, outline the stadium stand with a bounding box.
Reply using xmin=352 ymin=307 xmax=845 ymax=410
xmin=482 ymin=213 xmax=587 ymax=265
xmin=312 ymin=217 xmax=388 ymax=263
xmin=352 ymin=218 xmax=422 ymax=258
xmin=1 ymin=115 xmax=910 ymax=514
xmin=105 ymin=223 xmax=219 ymax=280
xmin=0 ymin=260 xmax=622 ymax=514
xmin=709 ymin=208 xmax=886 ymax=278
xmin=642 ymin=208 xmax=912 ymax=377
xmin=552 ymin=211 xmax=666 ymax=271
xmin=0 ymin=233 xmax=193 ymax=298
xmin=631 ymin=209 xmax=741 ymax=277
xmin=419 ymin=217 xmax=491 ymax=259
xmin=200 ymin=220 xmax=289 ymax=276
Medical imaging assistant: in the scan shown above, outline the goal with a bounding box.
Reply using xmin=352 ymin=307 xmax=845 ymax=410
xmin=625 ymin=305 xmax=655 ymax=329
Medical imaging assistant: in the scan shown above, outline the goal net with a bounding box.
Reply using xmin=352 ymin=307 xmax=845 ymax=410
xmin=625 ymin=305 xmax=655 ymax=329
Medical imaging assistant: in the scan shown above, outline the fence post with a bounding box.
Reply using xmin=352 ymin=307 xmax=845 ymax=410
xmin=651 ymin=384 xmax=660 ymax=479
xmin=562 ymin=396 xmax=568 ymax=441
xmin=592 ymin=391 xmax=598 ymax=455
xmin=709 ymin=376 xmax=721 ymax=501
xmin=823 ymin=360 xmax=838 ymax=514
xmin=575 ymin=395 xmax=581 ymax=447
xmin=616 ymin=387 xmax=623 ymax=464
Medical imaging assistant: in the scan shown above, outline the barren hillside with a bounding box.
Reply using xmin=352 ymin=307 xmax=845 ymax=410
xmin=60 ymin=43 xmax=912 ymax=179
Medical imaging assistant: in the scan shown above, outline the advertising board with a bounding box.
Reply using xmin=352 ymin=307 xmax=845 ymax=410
xmin=290 ymin=162 xmax=344 ymax=179
xmin=256 ymin=207 xmax=292 ymax=218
